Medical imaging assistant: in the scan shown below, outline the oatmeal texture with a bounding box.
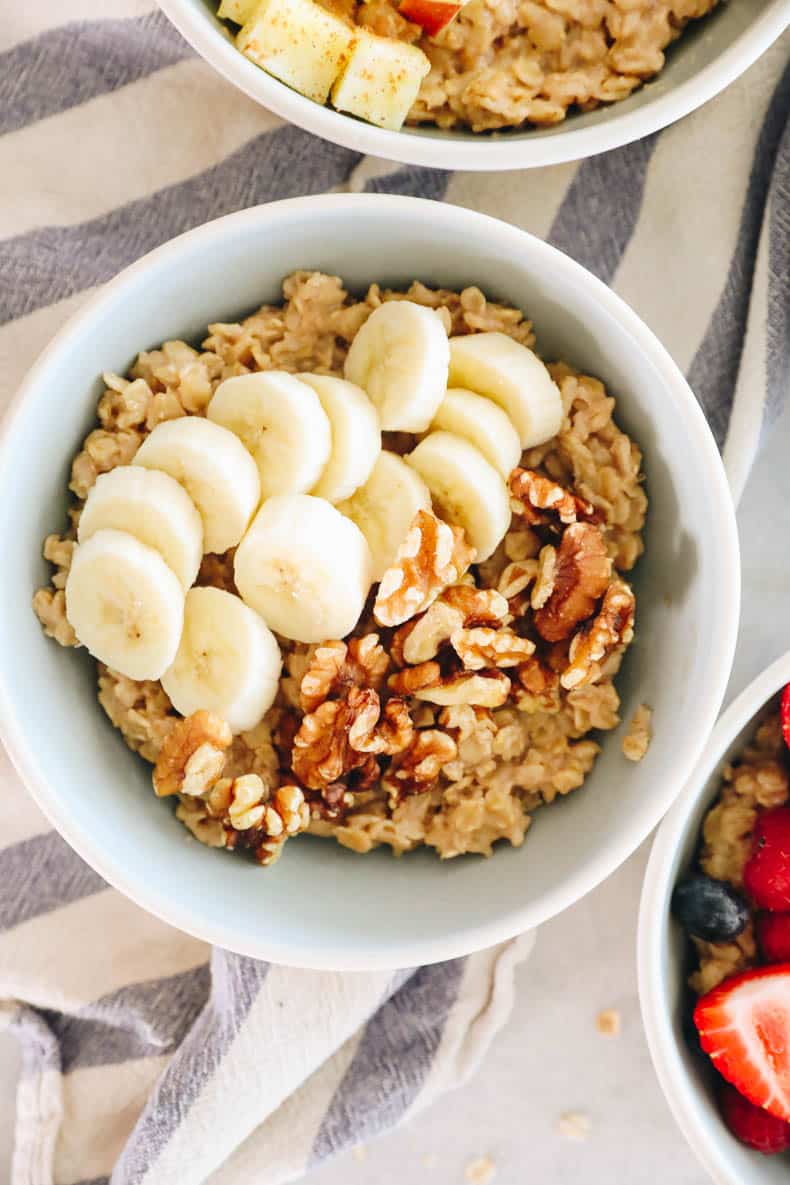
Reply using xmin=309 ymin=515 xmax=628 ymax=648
xmin=350 ymin=0 xmax=719 ymax=132
xmin=689 ymin=712 xmax=789 ymax=994
xmin=35 ymin=271 xmax=646 ymax=864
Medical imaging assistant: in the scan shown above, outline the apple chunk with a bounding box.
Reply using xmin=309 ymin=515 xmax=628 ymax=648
xmin=237 ymin=0 xmax=355 ymax=104
xmin=331 ymin=30 xmax=430 ymax=131
xmin=218 ymin=0 xmax=258 ymax=25
xmin=399 ymin=0 xmax=462 ymax=37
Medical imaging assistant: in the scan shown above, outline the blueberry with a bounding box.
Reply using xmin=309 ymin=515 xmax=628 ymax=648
xmin=671 ymin=875 xmax=751 ymax=942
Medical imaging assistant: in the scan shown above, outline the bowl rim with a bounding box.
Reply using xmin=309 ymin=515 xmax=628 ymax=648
xmin=0 ymin=194 xmax=741 ymax=968
xmin=637 ymin=650 xmax=790 ymax=1185
xmin=156 ymin=0 xmax=790 ymax=172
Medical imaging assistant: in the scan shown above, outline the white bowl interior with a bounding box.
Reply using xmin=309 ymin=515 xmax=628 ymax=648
xmin=160 ymin=0 xmax=789 ymax=167
xmin=640 ymin=656 xmax=790 ymax=1184
xmin=0 ymin=197 xmax=739 ymax=968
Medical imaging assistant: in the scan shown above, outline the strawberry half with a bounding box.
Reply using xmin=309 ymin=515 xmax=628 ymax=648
xmin=781 ymin=683 xmax=790 ymax=750
xmin=757 ymin=913 xmax=790 ymax=963
xmin=719 ymin=1081 xmax=790 ymax=1154
xmin=694 ymin=965 xmax=790 ymax=1121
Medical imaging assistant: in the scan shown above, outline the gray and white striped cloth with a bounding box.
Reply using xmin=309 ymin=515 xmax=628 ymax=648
xmin=0 ymin=5 xmax=787 ymax=1184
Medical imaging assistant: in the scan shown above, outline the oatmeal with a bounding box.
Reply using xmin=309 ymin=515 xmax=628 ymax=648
xmin=34 ymin=270 xmax=646 ymax=866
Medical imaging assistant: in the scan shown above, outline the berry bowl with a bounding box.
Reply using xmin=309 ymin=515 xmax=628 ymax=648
xmin=156 ymin=0 xmax=790 ymax=171
xmin=0 ymin=195 xmax=739 ymax=969
xmin=639 ymin=652 xmax=790 ymax=1182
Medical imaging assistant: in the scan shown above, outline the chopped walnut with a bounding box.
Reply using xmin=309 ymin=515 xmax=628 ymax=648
xmin=384 ymin=729 xmax=458 ymax=805
xmin=389 ymin=661 xmax=442 ymax=696
xmin=534 ymin=523 xmax=612 ymax=643
xmin=300 ymin=635 xmax=389 ymax=711
xmin=439 ymin=584 xmax=508 ymax=626
xmin=177 ymin=775 xmax=309 ymax=865
xmin=596 ymin=1008 xmax=621 ymax=1036
xmin=414 ymin=670 xmax=511 ymax=708
xmin=512 ymin=656 xmax=561 ymax=714
xmin=153 ymin=711 xmax=232 ymax=798
xmin=509 ymin=469 xmax=596 ymax=529
xmin=531 ymin=545 xmax=556 ymax=610
xmin=374 ymin=509 xmax=475 ymax=628
xmin=347 ymin=691 xmax=414 ymax=755
xmin=561 ymin=580 xmax=636 ymax=690
xmin=291 ymin=699 xmax=368 ymax=790
xmin=393 ymin=600 xmax=464 ymax=666
xmin=497 ymin=560 xmax=538 ymax=600
xmin=451 ymin=627 xmax=535 ymax=670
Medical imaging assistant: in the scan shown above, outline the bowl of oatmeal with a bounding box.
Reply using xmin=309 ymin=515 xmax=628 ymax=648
xmin=0 ymin=195 xmax=738 ymax=968
xmin=157 ymin=0 xmax=790 ymax=168
xmin=639 ymin=653 xmax=790 ymax=1182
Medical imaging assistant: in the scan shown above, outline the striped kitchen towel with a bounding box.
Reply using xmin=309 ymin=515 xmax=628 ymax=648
xmin=0 ymin=4 xmax=788 ymax=1184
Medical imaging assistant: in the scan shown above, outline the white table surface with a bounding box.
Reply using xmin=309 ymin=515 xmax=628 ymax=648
xmin=1 ymin=394 xmax=787 ymax=1185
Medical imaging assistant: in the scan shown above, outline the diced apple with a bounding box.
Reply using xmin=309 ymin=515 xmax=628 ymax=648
xmin=399 ymin=0 xmax=462 ymax=37
xmin=237 ymin=0 xmax=355 ymax=105
xmin=330 ymin=30 xmax=430 ymax=131
xmin=218 ymin=0 xmax=259 ymax=25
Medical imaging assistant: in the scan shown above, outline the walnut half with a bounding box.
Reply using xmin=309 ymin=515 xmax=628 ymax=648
xmin=374 ymin=509 xmax=475 ymax=628
xmin=153 ymin=710 xmax=232 ymax=798
xmin=533 ymin=523 xmax=612 ymax=643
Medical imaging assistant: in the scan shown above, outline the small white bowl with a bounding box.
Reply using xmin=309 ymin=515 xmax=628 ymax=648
xmin=0 ymin=195 xmax=739 ymax=969
xmin=639 ymin=652 xmax=790 ymax=1185
xmin=157 ymin=0 xmax=790 ymax=170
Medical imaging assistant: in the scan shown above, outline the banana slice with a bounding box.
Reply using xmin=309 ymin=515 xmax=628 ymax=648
xmin=234 ymin=494 xmax=372 ymax=643
xmin=65 ymin=529 xmax=184 ymax=681
xmin=133 ymin=416 xmax=260 ymax=555
xmin=429 ymin=388 xmax=521 ymax=479
xmin=337 ymin=450 xmax=431 ymax=581
xmin=207 ymin=371 xmax=331 ymax=500
xmin=344 ymin=301 xmax=450 ymax=432
xmin=161 ymin=587 xmax=282 ymax=734
xmin=299 ymin=374 xmax=381 ymax=504
xmin=406 ymin=432 xmax=510 ymax=561
xmin=77 ymin=466 xmax=203 ymax=591
xmin=447 ymin=333 xmax=563 ymax=448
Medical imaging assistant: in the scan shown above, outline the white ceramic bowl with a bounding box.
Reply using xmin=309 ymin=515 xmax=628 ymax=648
xmin=0 ymin=195 xmax=739 ymax=969
xmin=639 ymin=652 xmax=790 ymax=1185
xmin=158 ymin=0 xmax=790 ymax=170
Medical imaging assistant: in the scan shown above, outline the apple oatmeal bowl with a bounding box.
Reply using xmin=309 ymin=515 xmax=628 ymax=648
xmin=33 ymin=267 xmax=649 ymax=870
xmin=214 ymin=0 xmax=723 ymax=133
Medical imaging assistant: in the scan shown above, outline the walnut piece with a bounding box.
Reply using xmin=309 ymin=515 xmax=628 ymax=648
xmin=451 ymin=627 xmax=535 ymax=670
xmin=497 ymin=560 xmax=538 ymax=600
xmin=561 ymin=580 xmax=636 ymax=690
xmin=531 ymin=545 xmax=556 ymax=609
xmin=414 ymin=670 xmax=511 ymax=708
xmin=384 ymin=728 xmax=458 ymax=805
xmin=299 ymin=635 xmax=389 ymax=712
xmin=512 ymin=656 xmax=561 ymax=714
xmin=291 ymin=698 xmax=368 ymax=789
xmin=533 ymin=523 xmax=612 ymax=643
xmin=347 ymin=691 xmax=415 ymax=755
xmin=509 ymin=469 xmax=596 ymax=529
xmin=374 ymin=509 xmax=476 ymax=628
xmin=177 ymin=775 xmax=310 ymax=865
xmin=439 ymin=584 xmax=508 ymax=626
xmin=153 ymin=710 xmax=232 ymax=798
xmin=389 ymin=661 xmax=442 ymax=696
xmin=393 ymin=600 xmax=465 ymax=666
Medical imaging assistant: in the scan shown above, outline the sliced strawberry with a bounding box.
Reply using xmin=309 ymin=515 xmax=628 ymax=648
xmin=781 ymin=683 xmax=790 ymax=751
xmin=694 ymin=965 xmax=790 ymax=1122
xmin=757 ymin=913 xmax=790 ymax=963
xmin=744 ymin=807 xmax=790 ymax=911
xmin=719 ymin=1081 xmax=790 ymax=1154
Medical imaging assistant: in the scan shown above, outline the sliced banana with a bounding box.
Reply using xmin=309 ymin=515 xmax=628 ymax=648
xmin=234 ymin=494 xmax=373 ymax=643
xmin=162 ymin=587 xmax=282 ymax=734
xmin=406 ymin=432 xmax=510 ymax=562
xmin=77 ymin=466 xmax=203 ymax=591
xmin=429 ymin=388 xmax=521 ymax=479
xmin=344 ymin=301 xmax=450 ymax=432
xmin=65 ymin=528 xmax=184 ymax=682
xmin=447 ymin=332 xmax=563 ymax=448
xmin=337 ymin=450 xmax=431 ymax=581
xmin=207 ymin=371 xmax=331 ymax=500
xmin=133 ymin=416 xmax=260 ymax=555
xmin=299 ymin=374 xmax=381 ymax=504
